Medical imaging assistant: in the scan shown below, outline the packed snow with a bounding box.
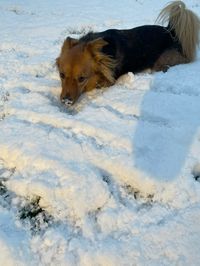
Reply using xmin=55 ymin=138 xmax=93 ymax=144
xmin=0 ymin=0 xmax=200 ymax=265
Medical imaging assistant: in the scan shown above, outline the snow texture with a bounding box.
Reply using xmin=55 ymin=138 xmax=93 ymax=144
xmin=0 ymin=0 xmax=200 ymax=265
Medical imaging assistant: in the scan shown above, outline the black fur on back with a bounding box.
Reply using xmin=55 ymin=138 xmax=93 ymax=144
xmin=79 ymin=25 xmax=181 ymax=78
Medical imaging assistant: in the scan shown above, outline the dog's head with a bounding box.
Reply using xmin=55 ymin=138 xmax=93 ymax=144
xmin=56 ymin=37 xmax=116 ymax=105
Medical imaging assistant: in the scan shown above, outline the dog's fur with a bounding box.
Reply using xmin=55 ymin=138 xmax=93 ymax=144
xmin=56 ymin=1 xmax=200 ymax=104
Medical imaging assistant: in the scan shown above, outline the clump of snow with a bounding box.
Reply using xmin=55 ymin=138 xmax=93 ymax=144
xmin=116 ymin=72 xmax=135 ymax=88
xmin=0 ymin=0 xmax=200 ymax=265
xmin=192 ymin=163 xmax=200 ymax=180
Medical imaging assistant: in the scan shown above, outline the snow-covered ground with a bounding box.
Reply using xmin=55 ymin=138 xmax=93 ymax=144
xmin=0 ymin=0 xmax=200 ymax=265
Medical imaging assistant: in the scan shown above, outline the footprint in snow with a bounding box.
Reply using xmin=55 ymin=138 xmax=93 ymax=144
xmin=192 ymin=164 xmax=200 ymax=181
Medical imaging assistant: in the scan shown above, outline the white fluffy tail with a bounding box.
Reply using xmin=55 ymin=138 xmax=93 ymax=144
xmin=157 ymin=1 xmax=200 ymax=61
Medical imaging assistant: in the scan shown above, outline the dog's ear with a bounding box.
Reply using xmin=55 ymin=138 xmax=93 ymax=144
xmin=62 ymin=37 xmax=79 ymax=52
xmin=86 ymin=38 xmax=116 ymax=84
xmin=86 ymin=38 xmax=108 ymax=54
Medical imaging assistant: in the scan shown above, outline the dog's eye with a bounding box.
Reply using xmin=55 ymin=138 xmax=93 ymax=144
xmin=78 ymin=76 xmax=86 ymax=83
xmin=60 ymin=72 xmax=65 ymax=79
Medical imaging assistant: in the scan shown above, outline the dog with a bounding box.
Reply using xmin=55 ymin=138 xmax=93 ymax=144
xmin=56 ymin=1 xmax=200 ymax=105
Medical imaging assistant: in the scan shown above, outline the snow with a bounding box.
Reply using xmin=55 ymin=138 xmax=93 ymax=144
xmin=0 ymin=0 xmax=200 ymax=265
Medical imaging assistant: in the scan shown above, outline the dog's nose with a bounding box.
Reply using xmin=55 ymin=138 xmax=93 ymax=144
xmin=61 ymin=95 xmax=73 ymax=105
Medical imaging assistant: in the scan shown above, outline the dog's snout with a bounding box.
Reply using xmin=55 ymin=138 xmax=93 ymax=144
xmin=61 ymin=95 xmax=73 ymax=102
xmin=61 ymin=94 xmax=74 ymax=105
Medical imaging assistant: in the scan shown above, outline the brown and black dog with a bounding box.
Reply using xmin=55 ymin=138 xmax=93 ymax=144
xmin=56 ymin=1 xmax=200 ymax=105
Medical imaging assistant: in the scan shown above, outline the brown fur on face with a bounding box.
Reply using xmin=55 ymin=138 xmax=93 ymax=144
xmin=56 ymin=37 xmax=116 ymax=104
